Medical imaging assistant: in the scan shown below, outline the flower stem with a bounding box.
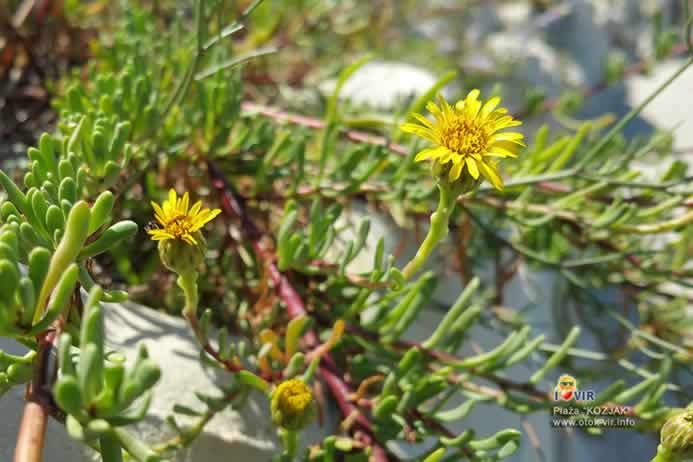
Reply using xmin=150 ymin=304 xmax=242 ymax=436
xmin=99 ymin=433 xmax=123 ymax=462
xmin=178 ymin=270 xmax=211 ymax=346
xmin=651 ymin=445 xmax=676 ymax=462
xmin=177 ymin=270 xmax=199 ymax=319
xmin=401 ymin=183 xmax=457 ymax=281
xmin=281 ymin=428 xmax=299 ymax=460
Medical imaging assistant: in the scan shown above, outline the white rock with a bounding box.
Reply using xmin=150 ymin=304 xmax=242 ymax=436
xmin=0 ymin=302 xmax=289 ymax=461
xmin=496 ymin=2 xmax=531 ymax=27
xmin=320 ymin=61 xmax=440 ymax=110
xmin=543 ymin=0 xmax=610 ymax=87
xmin=626 ymin=58 xmax=693 ymax=151
xmin=101 ymin=300 xmax=278 ymax=462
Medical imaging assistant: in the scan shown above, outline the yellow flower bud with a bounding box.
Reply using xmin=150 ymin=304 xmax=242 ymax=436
xmin=271 ymin=379 xmax=315 ymax=431
xmin=660 ymin=409 xmax=693 ymax=460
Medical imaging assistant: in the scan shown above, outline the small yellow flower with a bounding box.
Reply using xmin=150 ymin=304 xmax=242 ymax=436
xmin=148 ymin=189 xmax=221 ymax=245
xmin=401 ymin=90 xmax=524 ymax=190
xmin=271 ymin=379 xmax=315 ymax=431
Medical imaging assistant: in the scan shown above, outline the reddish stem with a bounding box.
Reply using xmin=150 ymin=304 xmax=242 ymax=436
xmin=184 ymin=311 xmax=245 ymax=373
xmin=14 ymin=324 xmax=62 ymax=462
xmin=208 ymin=161 xmax=391 ymax=461
xmin=241 ymin=102 xmax=409 ymax=156
xmin=14 ymin=402 xmax=48 ymax=462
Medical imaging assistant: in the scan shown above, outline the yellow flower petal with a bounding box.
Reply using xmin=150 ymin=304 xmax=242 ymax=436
xmin=411 ymin=113 xmax=434 ymax=128
xmin=168 ymin=189 xmax=177 ymax=206
xmin=491 ymin=116 xmax=522 ymax=130
xmin=149 ymin=191 xmax=220 ymax=245
xmin=490 ymin=132 xmax=525 ymax=144
xmin=465 ymin=157 xmax=479 ymax=179
xmin=401 ymin=91 xmax=521 ymax=189
xmin=464 ymin=89 xmax=482 ymax=119
xmin=189 ymin=201 xmax=202 ymax=216
xmin=485 ymin=145 xmax=519 ymax=158
xmin=466 ymin=88 xmax=480 ymax=100
xmin=400 ymin=123 xmax=436 ymax=140
xmin=449 ymin=161 xmax=464 ymax=181
xmin=477 ymin=160 xmax=504 ymax=191
xmin=181 ymin=192 xmax=190 ymax=215
xmin=439 ymin=150 xmax=456 ymax=164
xmin=148 ymin=230 xmax=175 ymax=241
xmin=438 ymin=94 xmax=454 ymax=119
xmin=151 ymin=202 xmax=167 ymax=224
xmin=485 ymin=151 xmax=518 ymax=159
xmin=415 ymin=146 xmax=447 ymax=162
xmin=425 ymin=101 xmax=444 ymax=122
xmin=480 ymin=96 xmax=501 ymax=120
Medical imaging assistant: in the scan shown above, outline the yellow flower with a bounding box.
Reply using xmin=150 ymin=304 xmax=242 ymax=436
xmin=148 ymin=189 xmax=221 ymax=245
xmin=401 ymin=90 xmax=524 ymax=190
xmin=271 ymin=379 xmax=315 ymax=431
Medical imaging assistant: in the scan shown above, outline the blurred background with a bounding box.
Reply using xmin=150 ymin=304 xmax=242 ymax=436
xmin=3 ymin=0 xmax=693 ymax=159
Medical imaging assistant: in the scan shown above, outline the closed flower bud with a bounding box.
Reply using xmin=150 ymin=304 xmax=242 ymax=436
xmin=271 ymin=379 xmax=315 ymax=431
xmin=158 ymin=232 xmax=206 ymax=275
xmin=660 ymin=409 xmax=693 ymax=459
xmin=432 ymin=161 xmax=481 ymax=196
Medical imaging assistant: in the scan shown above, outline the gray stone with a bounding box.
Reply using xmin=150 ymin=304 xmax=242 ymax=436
xmin=486 ymin=30 xmax=584 ymax=100
xmin=101 ymin=300 xmax=278 ymax=462
xmin=336 ymin=199 xmax=660 ymax=462
xmin=544 ymin=0 xmax=611 ymax=87
xmin=0 ymin=301 xmax=286 ymax=461
xmin=0 ymin=338 xmax=86 ymax=462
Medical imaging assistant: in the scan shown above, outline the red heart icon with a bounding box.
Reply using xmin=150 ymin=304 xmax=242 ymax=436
xmin=561 ymin=391 xmax=573 ymax=400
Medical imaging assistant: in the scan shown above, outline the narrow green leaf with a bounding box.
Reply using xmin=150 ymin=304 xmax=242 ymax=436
xmin=326 ymin=54 xmax=374 ymax=124
xmin=529 ymin=327 xmax=580 ymax=385
xmin=195 ymin=48 xmax=277 ymax=81
xmin=238 ymin=370 xmax=270 ymax=394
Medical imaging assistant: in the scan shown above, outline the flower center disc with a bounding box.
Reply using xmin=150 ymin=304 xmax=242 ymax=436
xmin=166 ymin=215 xmax=194 ymax=238
xmin=441 ymin=119 xmax=488 ymax=156
xmin=280 ymin=381 xmax=312 ymax=415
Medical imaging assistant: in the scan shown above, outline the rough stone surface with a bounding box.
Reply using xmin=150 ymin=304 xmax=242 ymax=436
xmin=1 ymin=301 xmax=303 ymax=461
xmin=101 ymin=301 xmax=278 ymax=462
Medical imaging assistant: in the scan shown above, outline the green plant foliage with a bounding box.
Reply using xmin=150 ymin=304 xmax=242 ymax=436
xmin=1 ymin=1 xmax=692 ymax=461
